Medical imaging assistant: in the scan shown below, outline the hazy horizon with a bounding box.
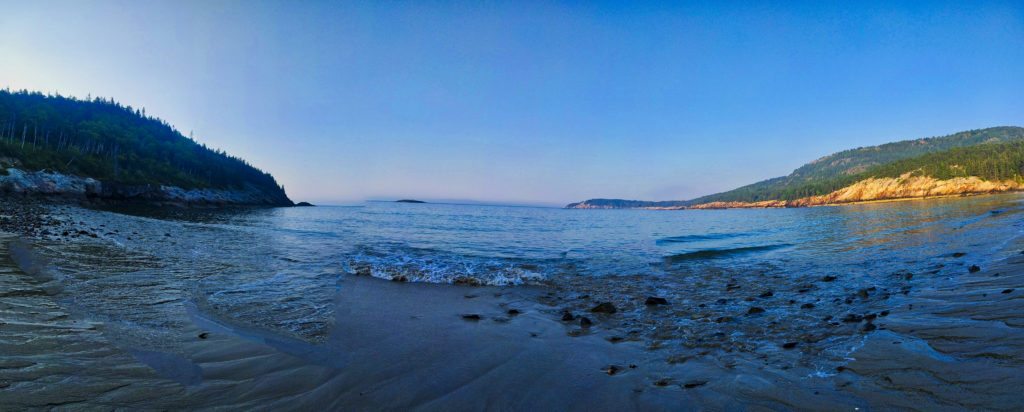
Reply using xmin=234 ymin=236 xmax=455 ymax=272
xmin=2 ymin=1 xmax=1022 ymax=205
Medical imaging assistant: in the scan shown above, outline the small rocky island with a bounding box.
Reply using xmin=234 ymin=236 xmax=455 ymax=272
xmin=396 ymin=199 xmax=426 ymax=203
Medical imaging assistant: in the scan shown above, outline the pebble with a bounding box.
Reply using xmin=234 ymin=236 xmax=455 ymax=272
xmin=842 ymin=314 xmax=864 ymax=323
xmin=644 ymin=297 xmax=669 ymax=306
xmin=590 ymin=302 xmax=617 ymax=314
xmin=968 ymin=265 xmax=981 ymax=273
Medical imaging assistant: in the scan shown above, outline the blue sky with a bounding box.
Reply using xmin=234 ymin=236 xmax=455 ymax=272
xmin=2 ymin=1 xmax=1022 ymax=205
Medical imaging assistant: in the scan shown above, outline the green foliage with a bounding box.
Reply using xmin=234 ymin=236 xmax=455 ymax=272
xmin=0 ymin=89 xmax=288 ymax=198
xmin=688 ymin=126 xmax=1024 ymax=203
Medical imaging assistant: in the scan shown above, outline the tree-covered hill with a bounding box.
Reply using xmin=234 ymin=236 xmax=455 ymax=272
xmin=0 ymin=89 xmax=291 ymax=204
xmin=567 ymin=126 xmax=1024 ymax=208
xmin=688 ymin=126 xmax=1024 ymax=204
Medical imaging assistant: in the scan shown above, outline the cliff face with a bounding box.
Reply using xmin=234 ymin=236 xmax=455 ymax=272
xmin=0 ymin=168 xmax=293 ymax=206
xmin=687 ymin=174 xmax=1024 ymax=209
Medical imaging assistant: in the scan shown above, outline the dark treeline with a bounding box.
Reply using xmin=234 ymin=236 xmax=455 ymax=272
xmin=0 ymin=89 xmax=288 ymax=197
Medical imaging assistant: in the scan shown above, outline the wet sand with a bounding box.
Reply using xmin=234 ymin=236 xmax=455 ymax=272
xmin=1 ymin=203 xmax=1023 ymax=410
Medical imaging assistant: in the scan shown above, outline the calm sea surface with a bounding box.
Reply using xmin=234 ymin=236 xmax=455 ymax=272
xmin=104 ymin=194 xmax=1023 ymax=285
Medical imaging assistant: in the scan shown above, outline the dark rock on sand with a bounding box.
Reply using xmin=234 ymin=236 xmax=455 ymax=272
xmin=746 ymin=307 xmax=766 ymax=315
xmin=198 ymin=332 xmax=209 ymax=339
xmin=653 ymin=378 xmax=673 ymax=387
xmin=604 ymin=365 xmax=623 ymax=376
xmin=561 ymin=312 xmax=575 ymax=321
xmin=644 ymin=297 xmax=669 ymax=306
xmin=782 ymin=342 xmax=798 ymax=349
xmin=461 ymin=314 xmax=482 ymax=321
xmin=683 ymin=380 xmax=707 ymax=389
xmin=758 ymin=290 xmax=774 ymax=298
xmin=453 ymin=276 xmax=482 ymax=286
xmin=952 ymin=252 xmax=966 ymax=258
xmin=822 ymin=275 xmax=838 ymax=282
xmin=507 ymin=309 xmax=521 ymax=316
xmin=801 ymin=303 xmax=815 ymax=309
xmin=1002 ymin=289 xmax=1014 ymax=294
xmin=969 ymin=265 xmax=981 ymax=273
xmin=579 ymin=317 xmax=593 ymax=328
xmin=842 ymin=314 xmax=864 ymax=323
xmin=590 ymin=302 xmax=617 ymax=314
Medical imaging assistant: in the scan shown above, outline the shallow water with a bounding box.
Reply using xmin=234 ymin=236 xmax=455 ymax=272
xmin=2 ymin=195 xmax=1023 ymax=409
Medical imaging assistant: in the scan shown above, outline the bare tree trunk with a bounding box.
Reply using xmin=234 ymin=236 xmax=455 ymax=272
xmin=21 ymin=124 xmax=27 ymax=148
xmin=113 ymin=144 xmax=119 ymax=179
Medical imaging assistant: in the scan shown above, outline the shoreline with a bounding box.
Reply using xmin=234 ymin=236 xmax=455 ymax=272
xmin=687 ymin=189 xmax=1024 ymax=210
xmin=570 ymin=189 xmax=1024 ymax=211
xmin=1 ymin=167 xmax=294 ymax=207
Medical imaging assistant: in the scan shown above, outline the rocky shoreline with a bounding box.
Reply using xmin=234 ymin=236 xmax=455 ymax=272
xmin=568 ymin=174 xmax=1024 ymax=210
xmin=1 ymin=168 xmax=293 ymax=207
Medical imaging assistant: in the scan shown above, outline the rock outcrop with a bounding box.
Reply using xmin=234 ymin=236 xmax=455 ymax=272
xmin=0 ymin=169 xmax=102 ymax=197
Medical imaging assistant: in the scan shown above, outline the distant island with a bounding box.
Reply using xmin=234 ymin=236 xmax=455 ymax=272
xmin=0 ymin=90 xmax=293 ymax=206
xmin=396 ymin=199 xmax=426 ymax=203
xmin=568 ymin=126 xmax=1024 ymax=209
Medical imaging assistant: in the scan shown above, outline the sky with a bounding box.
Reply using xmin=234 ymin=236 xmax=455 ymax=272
xmin=1 ymin=1 xmax=1022 ymax=206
